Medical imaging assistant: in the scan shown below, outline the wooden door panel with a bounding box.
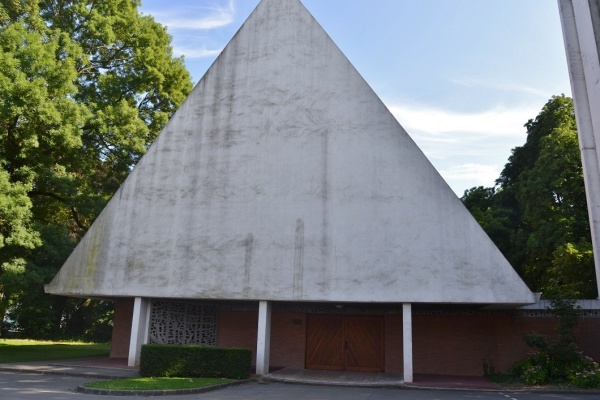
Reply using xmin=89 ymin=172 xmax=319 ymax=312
xmin=306 ymin=315 xmax=384 ymax=372
xmin=344 ymin=317 xmax=384 ymax=372
xmin=305 ymin=316 xmax=344 ymax=370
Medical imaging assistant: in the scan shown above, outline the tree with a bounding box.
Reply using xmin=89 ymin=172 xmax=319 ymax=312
xmin=0 ymin=169 xmax=41 ymax=331
xmin=462 ymin=95 xmax=597 ymax=298
xmin=0 ymin=0 xmax=193 ymax=337
xmin=461 ymin=186 xmax=520 ymax=269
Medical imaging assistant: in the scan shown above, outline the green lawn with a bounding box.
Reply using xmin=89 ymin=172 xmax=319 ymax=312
xmin=83 ymin=377 xmax=235 ymax=391
xmin=0 ymin=339 xmax=110 ymax=363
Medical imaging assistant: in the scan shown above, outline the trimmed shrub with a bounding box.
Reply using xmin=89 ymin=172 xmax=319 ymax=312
xmin=140 ymin=344 xmax=251 ymax=379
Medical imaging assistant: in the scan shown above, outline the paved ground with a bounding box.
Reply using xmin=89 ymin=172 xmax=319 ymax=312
xmin=1 ymin=372 xmax=600 ymax=400
xmin=0 ymin=358 xmax=139 ymax=380
xmin=0 ymin=359 xmax=599 ymax=400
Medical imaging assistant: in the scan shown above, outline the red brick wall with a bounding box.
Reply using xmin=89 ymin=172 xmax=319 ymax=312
xmin=411 ymin=314 xmax=600 ymax=376
xmin=109 ymin=301 xmax=600 ymax=377
xmin=577 ymin=317 xmax=600 ymax=361
xmin=270 ymin=312 xmax=306 ymax=369
xmin=384 ymin=315 xmax=403 ymax=373
xmin=217 ymin=306 xmax=306 ymax=369
xmin=217 ymin=306 xmax=258 ymax=364
xmin=110 ymin=298 xmax=134 ymax=358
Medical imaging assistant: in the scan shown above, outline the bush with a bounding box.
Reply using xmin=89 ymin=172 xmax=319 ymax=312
xmin=140 ymin=344 xmax=251 ymax=379
xmin=511 ymin=296 xmax=600 ymax=388
xmin=569 ymin=362 xmax=600 ymax=388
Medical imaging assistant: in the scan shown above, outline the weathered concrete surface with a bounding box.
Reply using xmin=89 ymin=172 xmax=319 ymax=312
xmin=46 ymin=0 xmax=535 ymax=305
xmin=558 ymin=0 xmax=600 ymax=297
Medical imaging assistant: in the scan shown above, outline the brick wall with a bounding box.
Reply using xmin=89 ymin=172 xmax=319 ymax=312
xmin=109 ymin=301 xmax=600 ymax=377
xmin=384 ymin=315 xmax=403 ymax=373
xmin=412 ymin=314 xmax=600 ymax=376
xmin=577 ymin=317 xmax=600 ymax=361
xmin=110 ymin=298 xmax=134 ymax=358
xmin=217 ymin=306 xmax=258 ymax=364
xmin=270 ymin=312 xmax=306 ymax=369
xmin=217 ymin=306 xmax=306 ymax=369
xmin=216 ymin=310 xmax=600 ymax=376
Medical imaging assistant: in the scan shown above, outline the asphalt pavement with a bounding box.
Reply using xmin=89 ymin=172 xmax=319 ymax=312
xmin=0 ymin=360 xmax=599 ymax=400
xmin=2 ymin=372 xmax=600 ymax=400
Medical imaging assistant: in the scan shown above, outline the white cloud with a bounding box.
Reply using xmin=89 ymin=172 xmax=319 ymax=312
xmin=440 ymin=163 xmax=501 ymax=187
xmin=387 ymin=103 xmax=537 ymax=138
xmin=384 ymin=101 xmax=541 ymax=195
xmin=172 ymin=46 xmax=223 ymax=59
xmin=146 ymin=0 xmax=235 ymax=30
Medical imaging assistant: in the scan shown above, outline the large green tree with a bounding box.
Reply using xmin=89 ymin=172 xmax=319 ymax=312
xmin=462 ymin=95 xmax=597 ymax=298
xmin=0 ymin=0 xmax=192 ymax=338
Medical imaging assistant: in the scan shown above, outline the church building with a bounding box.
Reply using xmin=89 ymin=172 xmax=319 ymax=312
xmin=46 ymin=0 xmax=600 ymax=383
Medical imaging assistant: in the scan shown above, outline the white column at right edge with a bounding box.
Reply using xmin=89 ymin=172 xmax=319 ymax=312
xmin=558 ymin=0 xmax=600 ymax=297
xmin=403 ymin=303 xmax=413 ymax=383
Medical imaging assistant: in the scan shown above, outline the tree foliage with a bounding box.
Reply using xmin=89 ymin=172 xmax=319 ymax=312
xmin=0 ymin=0 xmax=192 ymax=338
xmin=462 ymin=95 xmax=597 ymax=298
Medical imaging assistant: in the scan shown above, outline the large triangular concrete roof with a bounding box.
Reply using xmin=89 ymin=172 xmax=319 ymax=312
xmin=46 ymin=0 xmax=535 ymax=305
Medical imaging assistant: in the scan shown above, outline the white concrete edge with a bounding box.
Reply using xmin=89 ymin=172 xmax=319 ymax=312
xmin=519 ymin=299 xmax=600 ymax=310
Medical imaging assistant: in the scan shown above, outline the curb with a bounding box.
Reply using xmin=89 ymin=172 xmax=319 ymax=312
xmin=262 ymin=376 xmax=600 ymax=395
xmin=0 ymin=366 xmax=125 ymax=380
xmin=262 ymin=376 xmax=500 ymax=391
xmin=76 ymin=379 xmax=253 ymax=396
xmin=260 ymin=375 xmax=405 ymax=389
xmin=48 ymin=362 xmax=137 ymax=371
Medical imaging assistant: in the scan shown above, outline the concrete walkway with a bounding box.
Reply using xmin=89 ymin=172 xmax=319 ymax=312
xmin=264 ymin=368 xmax=501 ymax=390
xmin=263 ymin=368 xmax=404 ymax=387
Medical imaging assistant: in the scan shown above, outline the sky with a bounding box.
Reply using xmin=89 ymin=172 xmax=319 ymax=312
xmin=139 ymin=0 xmax=572 ymax=196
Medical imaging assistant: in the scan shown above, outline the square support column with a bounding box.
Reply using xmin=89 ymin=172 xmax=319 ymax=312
xmin=128 ymin=297 xmax=151 ymax=367
xmin=558 ymin=0 xmax=600 ymax=297
xmin=403 ymin=303 xmax=413 ymax=383
xmin=255 ymin=300 xmax=272 ymax=375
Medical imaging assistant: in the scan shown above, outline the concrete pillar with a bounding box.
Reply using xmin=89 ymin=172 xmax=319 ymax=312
xmin=558 ymin=0 xmax=600 ymax=297
xmin=402 ymin=303 xmax=413 ymax=383
xmin=255 ymin=300 xmax=272 ymax=375
xmin=127 ymin=297 xmax=151 ymax=367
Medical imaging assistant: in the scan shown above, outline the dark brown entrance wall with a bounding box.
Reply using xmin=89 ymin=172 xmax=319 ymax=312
xmin=217 ymin=305 xmax=307 ymax=369
xmin=110 ymin=300 xmax=600 ymax=376
xmin=217 ymin=307 xmax=404 ymax=373
xmin=412 ymin=313 xmax=600 ymax=376
xmin=305 ymin=315 xmax=384 ymax=372
xmin=110 ymin=298 xmax=134 ymax=358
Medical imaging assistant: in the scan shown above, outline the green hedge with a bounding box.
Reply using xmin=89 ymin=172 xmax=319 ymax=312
xmin=140 ymin=344 xmax=252 ymax=379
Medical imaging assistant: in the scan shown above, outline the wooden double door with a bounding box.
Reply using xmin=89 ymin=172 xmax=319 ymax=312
xmin=305 ymin=315 xmax=384 ymax=372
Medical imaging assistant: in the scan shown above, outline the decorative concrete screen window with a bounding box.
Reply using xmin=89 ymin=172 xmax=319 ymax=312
xmin=148 ymin=301 xmax=218 ymax=345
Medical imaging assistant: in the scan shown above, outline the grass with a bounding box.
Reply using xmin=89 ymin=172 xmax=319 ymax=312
xmin=83 ymin=377 xmax=236 ymax=391
xmin=0 ymin=339 xmax=110 ymax=363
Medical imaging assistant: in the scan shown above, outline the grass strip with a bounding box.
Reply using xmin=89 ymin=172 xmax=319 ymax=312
xmin=0 ymin=339 xmax=109 ymax=363
xmin=83 ymin=377 xmax=235 ymax=391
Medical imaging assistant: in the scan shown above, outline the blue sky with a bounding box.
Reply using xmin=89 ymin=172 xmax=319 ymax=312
xmin=139 ymin=0 xmax=572 ymax=196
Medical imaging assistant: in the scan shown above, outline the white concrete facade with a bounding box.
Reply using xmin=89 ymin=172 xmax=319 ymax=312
xmin=127 ymin=297 xmax=150 ymax=367
xmin=46 ymin=0 xmax=535 ymax=306
xmin=558 ymin=0 xmax=600 ymax=297
xmin=255 ymin=301 xmax=272 ymax=375
xmin=402 ymin=303 xmax=413 ymax=383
